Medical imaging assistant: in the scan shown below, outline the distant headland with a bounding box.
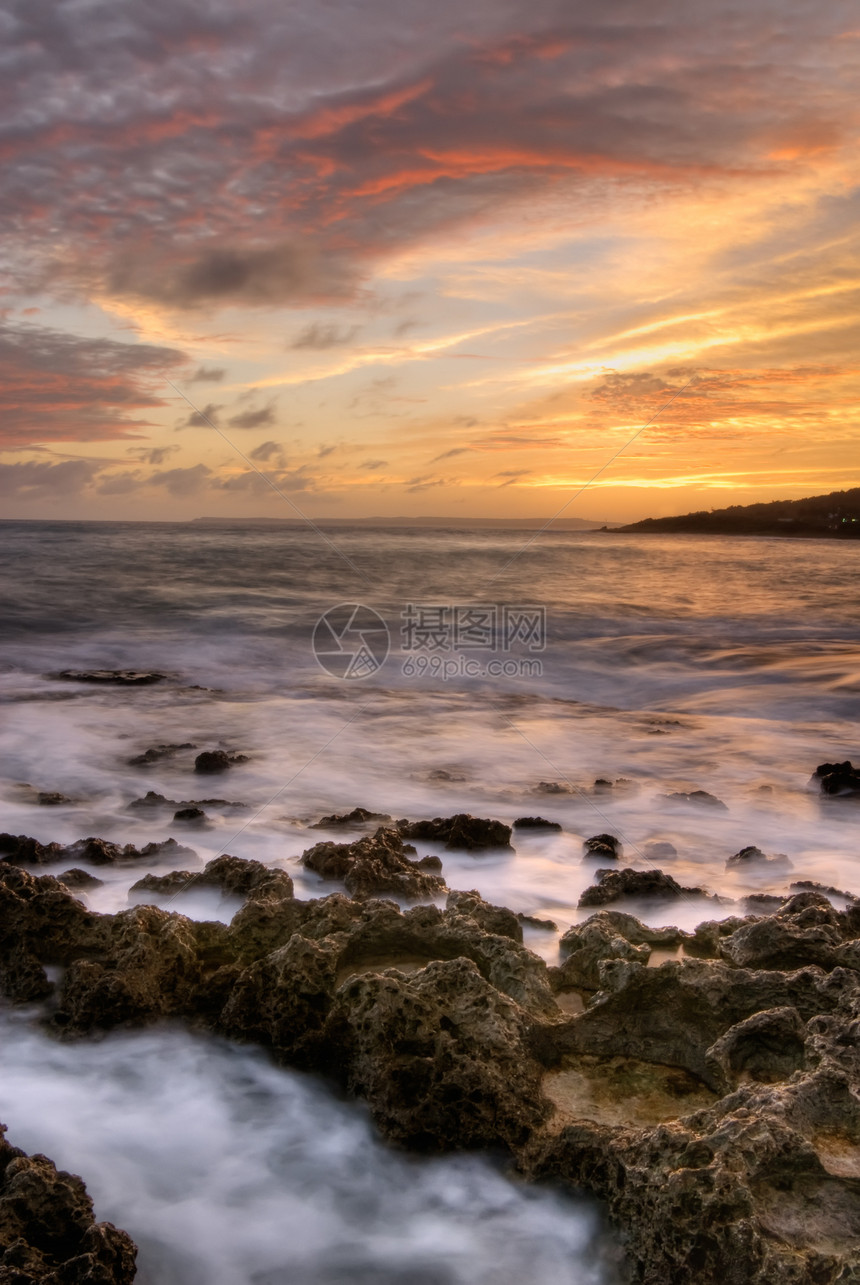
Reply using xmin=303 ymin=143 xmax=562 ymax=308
xmin=618 ymin=487 xmax=860 ymax=539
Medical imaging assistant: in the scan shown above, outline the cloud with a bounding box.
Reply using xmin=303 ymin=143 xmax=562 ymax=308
xmin=184 ymin=403 xmax=221 ymax=427
xmin=149 ymin=464 xmax=211 ymax=495
xmin=0 ymin=321 xmax=186 ymax=447
xmin=0 ymin=459 xmax=99 ymax=498
xmin=431 ymin=446 xmax=473 ymax=461
xmin=291 ymin=323 xmax=359 ymax=349
xmin=190 ymin=366 xmax=226 ymax=382
xmin=227 ymin=406 xmax=276 ymax=430
xmin=1 ymin=0 xmax=853 ymax=312
xmin=219 ymin=467 xmax=314 ymax=493
xmin=128 ymin=445 xmax=179 ymax=465
xmin=249 ymin=440 xmax=282 ymax=461
xmin=359 ymin=459 xmax=388 ymax=469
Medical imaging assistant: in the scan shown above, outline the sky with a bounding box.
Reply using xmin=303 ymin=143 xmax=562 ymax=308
xmin=1 ymin=0 xmax=858 ymax=522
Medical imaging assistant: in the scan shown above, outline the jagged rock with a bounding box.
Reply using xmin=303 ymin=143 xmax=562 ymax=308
xmin=742 ymin=894 xmax=787 ymax=913
xmin=0 ymin=833 xmax=65 ymax=865
xmin=397 ymin=814 xmax=513 ymax=851
xmin=582 ymin=833 xmax=622 ymax=861
xmin=310 ymin=807 xmax=393 ymax=829
xmin=36 ymin=792 xmax=72 ymax=807
xmin=302 ymin=827 xmax=447 ymax=899
xmin=4 ymin=855 xmax=860 ymax=1282
xmin=131 ymin=855 xmax=293 ymax=902
xmin=554 ymin=911 xmax=684 ymax=990
xmin=324 ymin=957 xmax=549 ymax=1150
xmin=726 ymin=845 xmax=793 ymax=872
xmin=0 ymin=1124 xmax=137 ymax=1282
xmin=513 ymin=817 xmax=562 ymax=831
xmin=127 ymin=742 xmax=196 ymax=766
xmin=1 ymin=833 xmax=195 ymax=867
xmin=194 ymin=750 xmax=248 ymax=774
xmin=57 ymin=868 xmax=105 ymax=891
xmin=534 ymin=781 xmax=570 ymax=795
xmin=173 ymin=806 xmax=207 ymax=824
xmin=517 ymin=912 xmax=559 ymax=931
xmin=812 ymin=760 xmax=860 ymax=797
xmin=579 ymin=867 xmax=714 ymax=907
xmin=662 ymin=789 xmax=728 ymax=810
xmin=791 ymin=879 xmax=860 ymax=903
xmin=705 ymin=1006 xmax=808 ymax=1088
xmin=127 ymin=791 xmax=246 ymax=813
xmin=51 ymin=669 xmax=167 ymax=686
xmin=644 ymin=840 xmax=678 ymax=859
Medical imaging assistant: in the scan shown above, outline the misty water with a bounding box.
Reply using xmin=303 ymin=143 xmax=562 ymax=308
xmin=2 ymin=520 xmax=859 ymax=1278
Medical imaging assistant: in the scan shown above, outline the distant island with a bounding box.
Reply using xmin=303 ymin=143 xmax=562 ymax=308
xmin=191 ymin=515 xmax=612 ymax=530
xmin=618 ymin=487 xmax=860 ymax=539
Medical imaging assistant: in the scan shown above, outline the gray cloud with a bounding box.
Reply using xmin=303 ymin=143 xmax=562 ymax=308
xmin=227 ymin=406 xmax=276 ymax=430
xmin=0 ymin=459 xmax=99 ymax=498
xmin=149 ymin=463 xmax=211 ymax=495
xmin=291 ymin=323 xmax=359 ymax=349
xmin=184 ymin=403 xmax=221 ymax=427
xmin=249 ymin=439 xmax=282 ymax=461
xmin=190 ymin=366 xmax=226 ymax=382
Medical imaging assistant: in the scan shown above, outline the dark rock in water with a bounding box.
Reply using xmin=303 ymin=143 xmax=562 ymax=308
xmin=36 ymin=791 xmax=72 ymax=806
xmin=194 ymin=750 xmax=249 ymax=774
xmin=582 ymin=833 xmax=622 ymax=861
xmin=310 ymin=807 xmax=393 ymax=830
xmin=643 ymin=840 xmax=677 ymax=859
xmin=579 ymin=867 xmax=715 ymax=907
xmin=0 ymin=1123 xmax=137 ymax=1283
xmin=173 ymin=806 xmax=207 ymax=824
xmin=398 ymin=814 xmax=513 ymax=851
xmin=0 ymin=833 xmax=65 ymax=864
xmin=513 ymin=817 xmax=562 ymax=832
xmin=517 ymin=912 xmax=559 ymax=932
xmin=812 ymin=760 xmax=860 ymax=797
xmin=52 ymin=669 xmax=167 ymax=686
xmin=534 ymin=781 xmax=570 ymax=795
xmin=593 ymin=778 xmax=636 ymax=795
xmin=302 ymin=827 xmax=448 ymax=899
xmin=662 ymin=789 xmax=728 ymax=810
xmin=1 ymin=832 xmax=197 ymax=868
xmin=128 ymin=742 xmax=196 ymax=766
xmin=58 ymin=868 xmax=105 ymax=891
xmin=428 ymin=769 xmax=466 ymax=781
xmin=128 ymin=790 xmax=246 ymax=813
xmin=726 ymin=845 xmax=793 ymax=871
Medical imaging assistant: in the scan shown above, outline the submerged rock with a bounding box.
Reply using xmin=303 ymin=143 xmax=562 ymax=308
xmin=662 ymin=789 xmax=728 ymax=810
xmin=310 ymin=807 xmax=393 ymax=829
xmin=194 ymin=749 xmax=249 ymax=773
xmin=0 ymin=1124 xmax=137 ymax=1282
xmin=397 ymin=814 xmax=513 ymax=851
xmin=57 ymin=868 xmax=105 ymax=891
xmin=51 ymin=669 xmax=167 ymax=686
xmin=127 ymin=742 xmax=196 ymax=766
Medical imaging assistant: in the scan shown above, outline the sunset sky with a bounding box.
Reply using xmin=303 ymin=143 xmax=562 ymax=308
xmin=1 ymin=0 xmax=858 ymax=521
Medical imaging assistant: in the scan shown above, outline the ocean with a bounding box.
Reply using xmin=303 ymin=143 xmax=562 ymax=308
xmin=1 ymin=519 xmax=859 ymax=1280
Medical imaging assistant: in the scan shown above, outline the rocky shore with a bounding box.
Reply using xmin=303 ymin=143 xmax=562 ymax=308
xmin=2 ymin=795 xmax=860 ymax=1283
